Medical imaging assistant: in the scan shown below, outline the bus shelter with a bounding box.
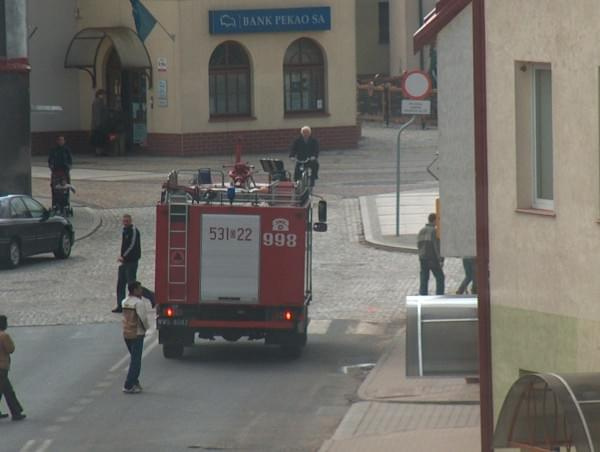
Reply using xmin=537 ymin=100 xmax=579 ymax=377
xmin=493 ymin=373 xmax=600 ymax=451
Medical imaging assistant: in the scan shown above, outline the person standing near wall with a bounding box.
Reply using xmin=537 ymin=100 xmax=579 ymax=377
xmin=90 ymin=89 xmax=108 ymax=156
xmin=417 ymin=213 xmax=445 ymax=295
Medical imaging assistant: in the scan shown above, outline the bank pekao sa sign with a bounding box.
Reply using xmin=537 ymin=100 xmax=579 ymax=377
xmin=209 ymin=7 xmax=331 ymax=34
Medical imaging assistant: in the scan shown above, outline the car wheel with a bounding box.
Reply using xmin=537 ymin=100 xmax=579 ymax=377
xmin=54 ymin=230 xmax=73 ymax=259
xmin=6 ymin=240 xmax=21 ymax=269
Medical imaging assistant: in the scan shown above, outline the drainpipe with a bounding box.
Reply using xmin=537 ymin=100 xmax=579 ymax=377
xmin=0 ymin=0 xmax=31 ymax=195
xmin=472 ymin=0 xmax=493 ymax=450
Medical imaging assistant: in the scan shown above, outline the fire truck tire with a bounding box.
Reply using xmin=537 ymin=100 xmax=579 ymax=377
xmin=163 ymin=343 xmax=184 ymax=359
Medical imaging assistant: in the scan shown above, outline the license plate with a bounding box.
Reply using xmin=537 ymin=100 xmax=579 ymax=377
xmin=157 ymin=318 xmax=188 ymax=327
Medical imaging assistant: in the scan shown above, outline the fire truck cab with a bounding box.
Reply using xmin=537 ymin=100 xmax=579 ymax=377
xmin=154 ymin=156 xmax=326 ymax=359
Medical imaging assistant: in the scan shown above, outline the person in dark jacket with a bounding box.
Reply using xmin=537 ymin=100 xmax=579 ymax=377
xmin=417 ymin=213 xmax=444 ymax=295
xmin=289 ymin=125 xmax=319 ymax=186
xmin=90 ymin=89 xmax=109 ymax=156
xmin=0 ymin=315 xmax=26 ymax=421
xmin=48 ymin=135 xmax=73 ymax=182
xmin=113 ymin=214 xmax=142 ymax=313
xmin=48 ymin=135 xmax=74 ymax=208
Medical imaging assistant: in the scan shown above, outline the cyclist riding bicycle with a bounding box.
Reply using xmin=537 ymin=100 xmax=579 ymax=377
xmin=289 ymin=125 xmax=319 ymax=187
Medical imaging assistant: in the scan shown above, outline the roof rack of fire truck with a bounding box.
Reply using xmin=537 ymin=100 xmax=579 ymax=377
xmin=159 ymin=167 xmax=311 ymax=207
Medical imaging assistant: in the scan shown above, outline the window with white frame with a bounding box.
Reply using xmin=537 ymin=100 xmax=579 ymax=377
xmin=515 ymin=62 xmax=554 ymax=211
xmin=531 ymin=65 xmax=553 ymax=209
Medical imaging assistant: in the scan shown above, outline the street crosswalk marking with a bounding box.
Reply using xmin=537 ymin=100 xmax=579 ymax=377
xmin=344 ymin=321 xmax=386 ymax=336
xmin=19 ymin=440 xmax=53 ymax=452
xmin=308 ymin=319 xmax=388 ymax=337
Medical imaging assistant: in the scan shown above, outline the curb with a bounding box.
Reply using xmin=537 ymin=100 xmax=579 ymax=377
xmin=356 ymin=328 xmax=403 ymax=402
xmin=358 ymin=196 xmax=418 ymax=254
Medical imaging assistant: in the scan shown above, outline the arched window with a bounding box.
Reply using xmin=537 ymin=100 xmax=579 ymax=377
xmin=209 ymin=41 xmax=251 ymax=116
xmin=283 ymin=38 xmax=325 ymax=113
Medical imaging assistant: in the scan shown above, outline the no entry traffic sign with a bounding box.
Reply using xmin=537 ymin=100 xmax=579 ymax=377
xmin=401 ymin=70 xmax=433 ymax=100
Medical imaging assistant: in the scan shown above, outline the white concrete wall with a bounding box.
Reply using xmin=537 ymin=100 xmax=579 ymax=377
xmin=486 ymin=0 xmax=600 ymax=318
xmin=28 ymin=0 xmax=81 ymax=131
xmin=437 ymin=5 xmax=475 ymax=257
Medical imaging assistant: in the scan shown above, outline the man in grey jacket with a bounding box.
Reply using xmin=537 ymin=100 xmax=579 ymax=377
xmin=417 ymin=213 xmax=444 ymax=295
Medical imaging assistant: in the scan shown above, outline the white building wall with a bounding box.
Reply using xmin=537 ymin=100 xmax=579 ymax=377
xmin=437 ymin=5 xmax=475 ymax=257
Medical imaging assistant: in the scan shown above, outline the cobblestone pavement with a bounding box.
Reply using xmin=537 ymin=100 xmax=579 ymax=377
xmin=5 ymin=124 xmax=463 ymax=326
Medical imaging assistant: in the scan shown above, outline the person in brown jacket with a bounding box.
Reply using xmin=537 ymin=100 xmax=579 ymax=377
xmin=121 ymin=282 xmax=152 ymax=394
xmin=0 ymin=315 xmax=25 ymax=421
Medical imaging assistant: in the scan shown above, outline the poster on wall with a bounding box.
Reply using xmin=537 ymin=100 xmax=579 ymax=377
xmin=158 ymin=79 xmax=168 ymax=107
xmin=157 ymin=57 xmax=167 ymax=72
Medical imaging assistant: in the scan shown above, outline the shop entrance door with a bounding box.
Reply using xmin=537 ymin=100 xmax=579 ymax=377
xmin=106 ymin=49 xmax=148 ymax=151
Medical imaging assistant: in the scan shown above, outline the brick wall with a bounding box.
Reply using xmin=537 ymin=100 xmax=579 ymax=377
xmin=31 ymin=124 xmax=361 ymax=156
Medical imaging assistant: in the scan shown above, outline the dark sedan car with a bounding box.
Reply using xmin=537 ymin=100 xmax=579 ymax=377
xmin=0 ymin=194 xmax=74 ymax=268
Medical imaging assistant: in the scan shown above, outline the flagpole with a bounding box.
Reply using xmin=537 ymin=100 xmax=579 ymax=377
xmin=156 ymin=20 xmax=175 ymax=42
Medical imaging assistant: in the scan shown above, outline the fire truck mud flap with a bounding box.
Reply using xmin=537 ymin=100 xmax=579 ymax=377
xmin=159 ymin=328 xmax=194 ymax=359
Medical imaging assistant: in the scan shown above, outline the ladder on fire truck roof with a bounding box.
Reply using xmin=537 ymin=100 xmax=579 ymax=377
xmin=167 ymin=193 xmax=188 ymax=303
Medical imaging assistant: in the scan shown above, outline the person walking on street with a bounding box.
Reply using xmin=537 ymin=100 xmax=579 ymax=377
xmin=121 ymin=281 xmax=152 ymax=394
xmin=289 ymin=125 xmax=319 ymax=187
xmin=417 ymin=213 xmax=445 ymax=295
xmin=0 ymin=315 xmax=26 ymax=421
xmin=456 ymin=256 xmax=477 ymax=295
xmin=113 ymin=214 xmax=141 ymax=313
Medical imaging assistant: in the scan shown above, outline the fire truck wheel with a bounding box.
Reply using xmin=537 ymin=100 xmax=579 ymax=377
xmin=163 ymin=343 xmax=184 ymax=359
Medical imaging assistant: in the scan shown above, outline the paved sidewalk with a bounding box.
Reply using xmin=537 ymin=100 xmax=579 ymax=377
xmin=319 ymin=191 xmax=482 ymax=452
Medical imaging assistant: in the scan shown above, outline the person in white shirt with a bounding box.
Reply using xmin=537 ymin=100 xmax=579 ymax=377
xmin=121 ymin=281 xmax=152 ymax=394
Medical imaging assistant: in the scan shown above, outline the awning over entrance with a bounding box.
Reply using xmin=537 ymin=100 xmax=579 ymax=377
xmin=64 ymin=27 xmax=152 ymax=87
xmin=493 ymin=373 xmax=600 ymax=451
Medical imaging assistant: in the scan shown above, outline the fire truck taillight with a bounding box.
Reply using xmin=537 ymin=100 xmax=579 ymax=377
xmin=166 ymin=307 xmax=174 ymax=318
xmin=284 ymin=310 xmax=294 ymax=321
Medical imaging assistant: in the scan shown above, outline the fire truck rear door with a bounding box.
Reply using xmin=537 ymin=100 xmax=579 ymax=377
xmin=200 ymin=214 xmax=260 ymax=303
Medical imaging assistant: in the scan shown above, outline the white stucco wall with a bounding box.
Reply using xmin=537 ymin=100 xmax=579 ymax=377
xmin=437 ymin=5 xmax=475 ymax=257
xmin=486 ymin=0 xmax=600 ymax=318
xmin=28 ymin=0 xmax=81 ymax=131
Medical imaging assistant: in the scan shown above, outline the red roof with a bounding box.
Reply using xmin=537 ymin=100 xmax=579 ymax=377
xmin=413 ymin=0 xmax=471 ymax=53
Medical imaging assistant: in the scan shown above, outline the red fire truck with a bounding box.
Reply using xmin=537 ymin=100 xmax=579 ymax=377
xmin=154 ymin=154 xmax=326 ymax=359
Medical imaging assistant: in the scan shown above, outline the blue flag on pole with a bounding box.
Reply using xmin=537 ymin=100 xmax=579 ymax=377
xmin=130 ymin=0 xmax=157 ymax=41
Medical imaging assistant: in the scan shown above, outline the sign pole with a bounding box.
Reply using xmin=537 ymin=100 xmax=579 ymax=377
xmin=396 ymin=115 xmax=416 ymax=237
xmin=397 ymin=69 xmax=432 ymax=237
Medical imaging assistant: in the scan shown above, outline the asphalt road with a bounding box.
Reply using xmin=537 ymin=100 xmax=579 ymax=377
xmin=1 ymin=125 xmax=462 ymax=451
xmin=3 ymin=322 xmax=390 ymax=452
